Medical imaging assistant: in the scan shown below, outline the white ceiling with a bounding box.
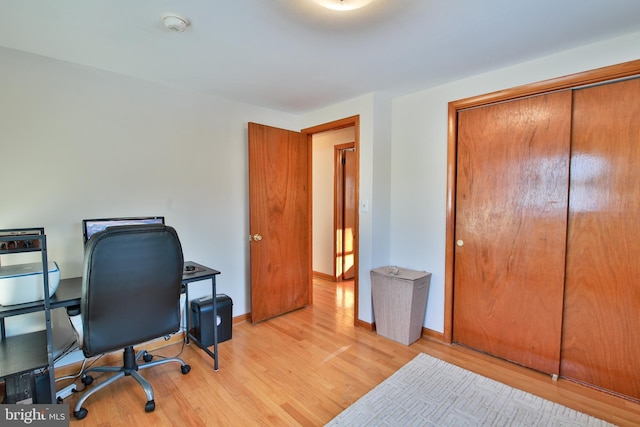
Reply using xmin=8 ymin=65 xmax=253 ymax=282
xmin=2 ymin=0 xmax=640 ymax=113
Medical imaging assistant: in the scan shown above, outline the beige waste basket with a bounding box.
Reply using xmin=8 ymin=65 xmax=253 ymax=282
xmin=370 ymin=266 xmax=431 ymax=345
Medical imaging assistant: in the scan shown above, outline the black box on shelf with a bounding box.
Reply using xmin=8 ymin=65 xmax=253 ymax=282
xmin=190 ymin=294 xmax=232 ymax=347
xmin=2 ymin=371 xmax=52 ymax=404
xmin=3 ymin=372 xmax=35 ymax=404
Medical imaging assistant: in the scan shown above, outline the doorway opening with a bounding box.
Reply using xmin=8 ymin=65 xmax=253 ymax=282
xmin=304 ymin=116 xmax=360 ymax=325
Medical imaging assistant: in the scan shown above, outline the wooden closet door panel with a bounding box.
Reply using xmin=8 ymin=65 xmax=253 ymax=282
xmin=454 ymin=91 xmax=572 ymax=375
xmin=562 ymin=77 xmax=640 ymax=399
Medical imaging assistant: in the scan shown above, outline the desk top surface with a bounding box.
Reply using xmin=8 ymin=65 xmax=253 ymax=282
xmin=51 ymin=261 xmax=219 ymax=308
xmin=182 ymin=261 xmax=220 ymax=283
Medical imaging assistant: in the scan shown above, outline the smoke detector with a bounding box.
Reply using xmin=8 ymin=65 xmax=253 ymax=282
xmin=163 ymin=15 xmax=189 ymax=32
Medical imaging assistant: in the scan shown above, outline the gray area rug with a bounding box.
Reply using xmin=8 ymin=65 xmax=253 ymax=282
xmin=326 ymin=353 xmax=614 ymax=426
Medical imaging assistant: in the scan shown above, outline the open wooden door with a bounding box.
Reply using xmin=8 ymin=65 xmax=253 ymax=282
xmin=335 ymin=145 xmax=356 ymax=281
xmin=248 ymin=122 xmax=311 ymax=323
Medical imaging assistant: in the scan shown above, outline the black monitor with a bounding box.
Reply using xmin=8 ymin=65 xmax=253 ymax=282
xmin=82 ymin=216 xmax=165 ymax=244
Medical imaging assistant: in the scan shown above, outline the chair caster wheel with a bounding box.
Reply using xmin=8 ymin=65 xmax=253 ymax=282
xmin=145 ymin=400 xmax=155 ymax=412
xmin=181 ymin=364 xmax=191 ymax=374
xmin=82 ymin=375 xmax=94 ymax=386
xmin=143 ymin=352 xmax=153 ymax=363
xmin=74 ymin=408 xmax=88 ymax=420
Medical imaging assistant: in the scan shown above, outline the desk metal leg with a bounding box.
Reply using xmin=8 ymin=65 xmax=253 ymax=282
xmin=184 ymin=284 xmax=190 ymax=345
xmin=184 ymin=276 xmax=219 ymax=371
xmin=212 ymin=275 xmax=218 ymax=371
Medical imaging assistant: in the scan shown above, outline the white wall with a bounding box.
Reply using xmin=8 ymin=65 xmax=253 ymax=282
xmin=2 ymin=29 xmax=639 ymax=341
xmin=312 ymin=127 xmax=355 ymax=277
xmin=389 ymin=31 xmax=640 ymax=333
xmin=0 ymin=47 xmax=301 ymax=336
xmin=303 ymin=92 xmax=393 ymax=323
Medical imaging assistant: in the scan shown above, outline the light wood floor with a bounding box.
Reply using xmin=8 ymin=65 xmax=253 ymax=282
xmin=58 ymin=278 xmax=640 ymax=426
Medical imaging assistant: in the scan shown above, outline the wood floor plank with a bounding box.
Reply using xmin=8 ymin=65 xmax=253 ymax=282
xmin=56 ymin=278 xmax=640 ymax=426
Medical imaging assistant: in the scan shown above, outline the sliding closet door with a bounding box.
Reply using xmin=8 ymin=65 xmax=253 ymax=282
xmin=453 ymin=91 xmax=572 ymax=375
xmin=561 ymin=77 xmax=640 ymax=399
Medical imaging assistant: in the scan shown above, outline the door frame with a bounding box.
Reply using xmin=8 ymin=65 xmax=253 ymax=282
xmin=303 ymin=115 xmax=360 ymax=325
xmin=444 ymin=59 xmax=640 ymax=343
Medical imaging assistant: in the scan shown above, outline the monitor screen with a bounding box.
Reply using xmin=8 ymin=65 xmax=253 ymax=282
xmin=82 ymin=216 xmax=165 ymax=243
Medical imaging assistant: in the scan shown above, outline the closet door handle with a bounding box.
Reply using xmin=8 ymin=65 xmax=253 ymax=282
xmin=252 ymin=234 xmax=263 ymax=241
xmin=456 ymin=239 xmax=464 ymax=247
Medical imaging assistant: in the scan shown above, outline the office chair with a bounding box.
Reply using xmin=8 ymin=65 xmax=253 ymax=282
xmin=69 ymin=224 xmax=191 ymax=420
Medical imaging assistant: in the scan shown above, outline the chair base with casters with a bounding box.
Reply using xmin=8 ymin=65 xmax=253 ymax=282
xmin=73 ymin=345 xmax=191 ymax=420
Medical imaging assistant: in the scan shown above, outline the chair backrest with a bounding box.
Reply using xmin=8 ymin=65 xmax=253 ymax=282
xmin=80 ymin=224 xmax=184 ymax=356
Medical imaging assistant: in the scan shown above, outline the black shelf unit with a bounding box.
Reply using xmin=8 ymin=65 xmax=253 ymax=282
xmin=0 ymin=228 xmax=56 ymax=404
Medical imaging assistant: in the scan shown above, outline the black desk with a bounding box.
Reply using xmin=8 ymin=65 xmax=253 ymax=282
xmin=55 ymin=261 xmax=221 ymax=370
xmin=181 ymin=261 xmax=221 ymax=371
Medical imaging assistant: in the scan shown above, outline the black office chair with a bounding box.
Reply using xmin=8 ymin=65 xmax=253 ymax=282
xmin=70 ymin=224 xmax=191 ymax=420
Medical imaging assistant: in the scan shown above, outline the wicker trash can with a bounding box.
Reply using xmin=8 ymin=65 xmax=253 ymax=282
xmin=370 ymin=266 xmax=431 ymax=345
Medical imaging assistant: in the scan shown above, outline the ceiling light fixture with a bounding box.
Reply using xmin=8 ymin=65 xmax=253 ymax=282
xmin=314 ymin=0 xmax=374 ymax=11
xmin=163 ymin=15 xmax=190 ymax=32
